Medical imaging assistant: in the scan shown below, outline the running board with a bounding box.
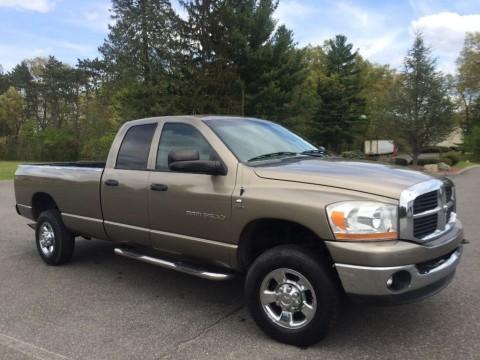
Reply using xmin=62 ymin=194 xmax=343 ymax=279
xmin=114 ymin=248 xmax=235 ymax=281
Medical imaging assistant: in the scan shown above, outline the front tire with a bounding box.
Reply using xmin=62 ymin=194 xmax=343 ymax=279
xmin=36 ymin=210 xmax=75 ymax=265
xmin=245 ymin=245 xmax=339 ymax=346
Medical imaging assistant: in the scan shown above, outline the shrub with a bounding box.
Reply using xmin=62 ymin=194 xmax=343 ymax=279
xmin=80 ymin=133 xmax=116 ymax=161
xmin=341 ymin=150 xmax=365 ymax=159
xmin=443 ymin=151 xmax=461 ymax=165
xmin=464 ymin=126 xmax=480 ymax=161
xmin=421 ymin=146 xmax=450 ymax=153
xmin=394 ymin=157 xmax=409 ymax=166
xmin=438 ymin=157 xmax=453 ymax=166
xmin=417 ymin=158 xmax=441 ymax=166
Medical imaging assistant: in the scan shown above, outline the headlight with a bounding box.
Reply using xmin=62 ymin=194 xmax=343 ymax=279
xmin=326 ymin=201 xmax=398 ymax=241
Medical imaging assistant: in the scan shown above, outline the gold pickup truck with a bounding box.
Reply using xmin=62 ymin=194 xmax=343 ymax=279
xmin=14 ymin=116 xmax=464 ymax=346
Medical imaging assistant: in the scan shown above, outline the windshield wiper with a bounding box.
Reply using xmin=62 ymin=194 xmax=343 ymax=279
xmin=300 ymin=149 xmax=327 ymax=157
xmin=247 ymin=152 xmax=298 ymax=162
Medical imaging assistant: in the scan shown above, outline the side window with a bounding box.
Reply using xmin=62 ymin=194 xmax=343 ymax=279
xmin=116 ymin=123 xmax=157 ymax=170
xmin=156 ymin=123 xmax=215 ymax=171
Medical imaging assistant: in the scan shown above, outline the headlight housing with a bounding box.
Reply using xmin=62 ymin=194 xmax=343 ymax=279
xmin=326 ymin=201 xmax=398 ymax=241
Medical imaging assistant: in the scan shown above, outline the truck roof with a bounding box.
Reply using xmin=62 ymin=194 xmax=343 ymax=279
xmin=124 ymin=115 xmax=267 ymax=126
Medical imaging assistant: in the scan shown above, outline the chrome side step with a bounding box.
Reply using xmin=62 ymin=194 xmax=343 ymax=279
xmin=114 ymin=248 xmax=235 ymax=281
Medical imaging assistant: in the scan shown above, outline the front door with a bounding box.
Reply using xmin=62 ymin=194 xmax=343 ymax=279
xmin=148 ymin=122 xmax=236 ymax=262
xmin=102 ymin=122 xmax=157 ymax=246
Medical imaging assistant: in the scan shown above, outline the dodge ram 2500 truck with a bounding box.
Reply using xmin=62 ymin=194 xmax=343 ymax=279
xmin=14 ymin=116 xmax=464 ymax=346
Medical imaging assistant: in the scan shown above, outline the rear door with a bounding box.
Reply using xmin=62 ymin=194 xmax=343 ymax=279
xmin=101 ymin=122 xmax=158 ymax=246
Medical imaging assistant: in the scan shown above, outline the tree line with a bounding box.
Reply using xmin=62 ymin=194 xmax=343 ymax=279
xmin=0 ymin=0 xmax=479 ymax=164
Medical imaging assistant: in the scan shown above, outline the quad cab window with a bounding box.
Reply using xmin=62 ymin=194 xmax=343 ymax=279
xmin=156 ymin=123 xmax=216 ymax=171
xmin=116 ymin=123 xmax=157 ymax=170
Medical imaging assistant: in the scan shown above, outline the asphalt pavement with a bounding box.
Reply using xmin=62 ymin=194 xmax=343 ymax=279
xmin=0 ymin=168 xmax=479 ymax=359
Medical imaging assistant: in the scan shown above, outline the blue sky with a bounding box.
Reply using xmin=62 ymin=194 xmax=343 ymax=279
xmin=1 ymin=0 xmax=480 ymax=74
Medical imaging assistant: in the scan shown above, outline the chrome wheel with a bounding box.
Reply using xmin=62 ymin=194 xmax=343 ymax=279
xmin=260 ymin=267 xmax=317 ymax=329
xmin=39 ymin=222 xmax=55 ymax=256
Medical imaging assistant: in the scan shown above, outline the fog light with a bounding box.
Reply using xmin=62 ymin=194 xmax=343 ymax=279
xmin=386 ymin=271 xmax=411 ymax=292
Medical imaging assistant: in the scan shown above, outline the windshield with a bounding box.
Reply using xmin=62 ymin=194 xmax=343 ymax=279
xmin=205 ymin=118 xmax=317 ymax=163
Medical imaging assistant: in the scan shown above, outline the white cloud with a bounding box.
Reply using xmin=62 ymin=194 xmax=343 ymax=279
xmin=357 ymin=31 xmax=401 ymax=58
xmin=411 ymin=12 xmax=480 ymax=73
xmin=0 ymin=45 xmax=50 ymax=69
xmin=335 ymin=2 xmax=371 ymax=29
xmin=0 ymin=27 xmax=97 ymax=71
xmin=0 ymin=0 xmax=55 ymax=13
xmin=64 ymin=3 xmax=112 ymax=32
xmin=276 ymin=0 xmax=318 ymax=28
xmin=408 ymin=0 xmax=436 ymax=16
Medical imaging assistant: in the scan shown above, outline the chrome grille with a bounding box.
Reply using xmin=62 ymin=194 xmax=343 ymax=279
xmin=413 ymin=213 xmax=438 ymax=238
xmin=413 ymin=190 xmax=438 ymax=214
xmin=399 ymin=179 xmax=456 ymax=242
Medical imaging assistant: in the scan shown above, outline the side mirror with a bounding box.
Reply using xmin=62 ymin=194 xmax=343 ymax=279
xmin=168 ymin=149 xmax=227 ymax=176
xmin=168 ymin=149 xmax=199 ymax=164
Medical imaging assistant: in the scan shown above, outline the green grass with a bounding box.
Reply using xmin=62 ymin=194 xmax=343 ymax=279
xmin=0 ymin=161 xmax=25 ymax=180
xmin=454 ymin=160 xmax=479 ymax=170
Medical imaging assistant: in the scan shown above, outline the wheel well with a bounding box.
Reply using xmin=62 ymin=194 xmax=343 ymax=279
xmin=31 ymin=193 xmax=58 ymax=221
xmin=237 ymin=219 xmax=333 ymax=271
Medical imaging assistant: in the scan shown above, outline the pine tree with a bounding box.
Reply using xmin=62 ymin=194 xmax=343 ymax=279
xmin=179 ymin=0 xmax=306 ymax=121
xmin=0 ymin=66 xmax=9 ymax=94
xmin=313 ymin=35 xmax=366 ymax=152
xmin=387 ymin=33 xmax=454 ymax=164
xmin=99 ymin=0 xmax=180 ymax=118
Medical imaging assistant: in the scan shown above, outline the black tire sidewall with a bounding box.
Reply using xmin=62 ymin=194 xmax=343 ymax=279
xmin=35 ymin=210 xmax=74 ymax=265
xmin=245 ymin=245 xmax=339 ymax=346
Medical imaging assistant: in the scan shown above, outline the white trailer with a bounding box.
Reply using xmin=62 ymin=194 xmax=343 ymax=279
xmin=364 ymin=140 xmax=395 ymax=155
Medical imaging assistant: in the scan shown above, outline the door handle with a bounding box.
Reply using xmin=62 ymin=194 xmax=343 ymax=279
xmin=150 ymin=183 xmax=168 ymax=192
xmin=105 ymin=179 xmax=119 ymax=187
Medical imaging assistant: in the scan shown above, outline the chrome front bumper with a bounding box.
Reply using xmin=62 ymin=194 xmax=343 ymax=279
xmin=335 ymin=246 xmax=462 ymax=301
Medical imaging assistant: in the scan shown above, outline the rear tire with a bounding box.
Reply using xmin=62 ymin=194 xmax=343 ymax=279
xmin=245 ymin=245 xmax=339 ymax=346
xmin=36 ymin=209 xmax=75 ymax=265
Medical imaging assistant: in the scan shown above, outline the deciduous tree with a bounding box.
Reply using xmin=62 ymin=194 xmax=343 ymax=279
xmin=456 ymin=32 xmax=480 ymax=133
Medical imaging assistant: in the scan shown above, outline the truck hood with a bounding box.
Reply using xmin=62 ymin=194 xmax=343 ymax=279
xmin=253 ymin=158 xmax=433 ymax=199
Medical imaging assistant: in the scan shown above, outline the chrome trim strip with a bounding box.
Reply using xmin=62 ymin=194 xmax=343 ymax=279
xmin=412 ymin=200 xmax=454 ymax=219
xmin=104 ymin=220 xmax=148 ymax=233
xmin=18 ymin=165 xmax=104 ymax=172
xmin=150 ymin=228 xmax=238 ymax=249
xmin=62 ymin=213 xmax=103 ymax=223
xmin=114 ymin=248 xmax=235 ymax=280
xmin=17 ymin=204 xmax=32 ymax=210
xmin=104 ymin=220 xmax=238 ymax=249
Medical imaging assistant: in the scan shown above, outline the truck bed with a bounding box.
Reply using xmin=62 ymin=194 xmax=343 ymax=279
xmin=14 ymin=162 xmax=107 ymax=239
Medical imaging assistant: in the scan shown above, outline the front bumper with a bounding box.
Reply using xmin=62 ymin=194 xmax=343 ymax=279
xmin=335 ymin=247 xmax=462 ymax=304
xmin=329 ymin=221 xmax=464 ymax=304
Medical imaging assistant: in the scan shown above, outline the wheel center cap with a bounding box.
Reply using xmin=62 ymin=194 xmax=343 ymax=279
xmin=276 ymin=284 xmax=302 ymax=310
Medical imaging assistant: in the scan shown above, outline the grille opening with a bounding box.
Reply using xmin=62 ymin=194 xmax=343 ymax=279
xmin=414 ymin=213 xmax=438 ymax=238
xmin=413 ymin=190 xmax=438 ymax=214
xmin=417 ymin=249 xmax=456 ymax=274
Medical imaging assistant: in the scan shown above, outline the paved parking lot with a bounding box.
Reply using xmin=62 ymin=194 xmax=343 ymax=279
xmin=1 ymin=168 xmax=479 ymax=359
